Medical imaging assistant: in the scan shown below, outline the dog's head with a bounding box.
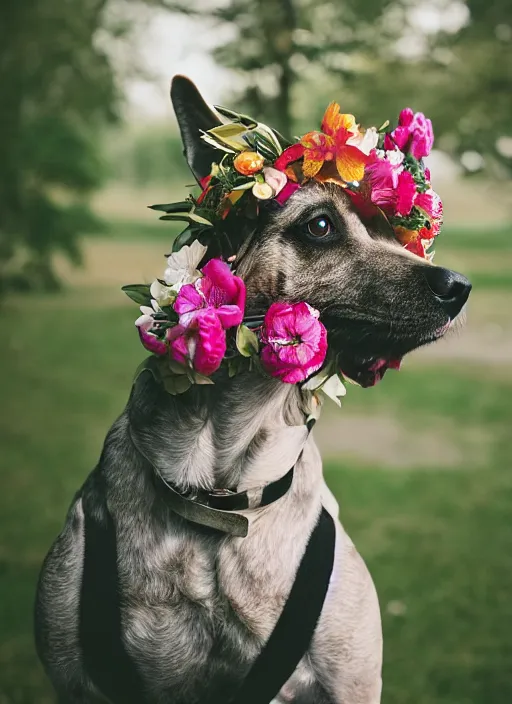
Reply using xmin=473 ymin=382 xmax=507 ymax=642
xmin=171 ymin=77 xmax=471 ymax=387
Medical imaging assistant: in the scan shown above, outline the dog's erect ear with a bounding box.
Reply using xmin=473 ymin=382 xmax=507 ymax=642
xmin=170 ymin=75 xmax=222 ymax=183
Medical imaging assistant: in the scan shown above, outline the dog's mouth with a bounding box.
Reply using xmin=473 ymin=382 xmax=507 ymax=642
xmin=339 ymin=356 xmax=403 ymax=388
xmin=335 ymin=320 xmax=451 ymax=388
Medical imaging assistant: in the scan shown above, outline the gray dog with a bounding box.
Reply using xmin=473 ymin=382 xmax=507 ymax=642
xmin=35 ymin=77 xmax=471 ymax=704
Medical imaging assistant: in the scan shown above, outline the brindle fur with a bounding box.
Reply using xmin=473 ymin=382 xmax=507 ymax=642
xmin=35 ymin=77 xmax=470 ymax=704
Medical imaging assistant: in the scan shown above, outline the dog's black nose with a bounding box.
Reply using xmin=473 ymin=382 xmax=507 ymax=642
xmin=424 ymin=266 xmax=472 ymax=319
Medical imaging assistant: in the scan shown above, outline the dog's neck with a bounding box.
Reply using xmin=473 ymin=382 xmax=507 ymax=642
xmin=128 ymin=371 xmax=312 ymax=492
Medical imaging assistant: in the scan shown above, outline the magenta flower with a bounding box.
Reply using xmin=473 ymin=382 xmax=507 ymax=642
xmin=395 ymin=170 xmax=417 ymax=216
xmin=385 ymin=108 xmax=434 ymax=160
xmin=275 ymin=180 xmax=301 ymax=205
xmin=260 ymin=302 xmax=328 ymax=384
xmin=415 ymin=189 xmax=443 ymax=220
xmin=168 ymin=309 xmax=226 ymax=376
xmin=169 ymin=258 xmax=245 ymax=375
xmin=365 ymin=157 xmax=399 ymax=213
xmin=174 ymin=258 xmax=246 ymax=329
xmin=135 ymin=315 xmax=168 ymax=356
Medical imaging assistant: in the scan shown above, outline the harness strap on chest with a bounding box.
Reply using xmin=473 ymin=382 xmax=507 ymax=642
xmin=80 ymin=486 xmax=146 ymax=704
xmin=80 ymin=497 xmax=335 ymax=704
xmin=229 ymin=506 xmax=336 ymax=704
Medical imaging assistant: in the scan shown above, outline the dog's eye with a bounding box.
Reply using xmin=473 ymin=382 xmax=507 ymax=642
xmin=307 ymin=216 xmax=332 ymax=238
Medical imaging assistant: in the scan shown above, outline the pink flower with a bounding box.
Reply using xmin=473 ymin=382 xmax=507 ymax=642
xmin=395 ymin=170 xmax=417 ymax=216
xmin=135 ymin=315 xmax=168 ymax=356
xmin=364 ymin=157 xmax=400 ymax=213
xmin=275 ymin=180 xmax=301 ymax=205
xmin=174 ymin=258 xmax=246 ymax=329
xmin=169 ymin=258 xmax=245 ymax=375
xmin=168 ymin=309 xmax=226 ymax=376
xmin=263 ymin=167 xmax=288 ymax=196
xmin=386 ymin=108 xmax=434 ymax=160
xmin=260 ymin=302 xmax=328 ymax=384
xmin=415 ymin=189 xmax=443 ymax=220
xmin=364 ymin=155 xmax=422 ymax=217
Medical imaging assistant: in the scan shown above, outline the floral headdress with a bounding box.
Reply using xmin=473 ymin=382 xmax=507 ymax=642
xmin=123 ymin=103 xmax=442 ymax=405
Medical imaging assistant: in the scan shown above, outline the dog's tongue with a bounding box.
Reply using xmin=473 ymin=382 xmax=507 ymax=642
xmin=342 ymin=357 xmax=402 ymax=388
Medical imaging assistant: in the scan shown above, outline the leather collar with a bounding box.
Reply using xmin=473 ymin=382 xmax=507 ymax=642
xmin=158 ymin=465 xmax=296 ymax=538
xmin=133 ymin=417 xmax=316 ymax=538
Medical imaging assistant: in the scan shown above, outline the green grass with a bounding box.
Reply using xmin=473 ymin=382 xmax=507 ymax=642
xmin=1 ymin=237 xmax=512 ymax=703
xmin=437 ymin=225 xmax=512 ymax=252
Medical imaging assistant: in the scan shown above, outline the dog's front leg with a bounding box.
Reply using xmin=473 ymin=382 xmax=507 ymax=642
xmin=308 ymin=520 xmax=383 ymax=704
xmin=35 ymin=495 xmax=106 ymax=704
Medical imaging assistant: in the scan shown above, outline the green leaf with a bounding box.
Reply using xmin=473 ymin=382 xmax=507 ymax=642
xmin=191 ymin=371 xmax=215 ymax=385
xmin=208 ymin=123 xmax=247 ymax=139
xmin=172 ymin=226 xmax=196 ymax=252
xmin=232 ymin=180 xmax=256 ymax=191
xmin=160 ymin=211 xmax=213 ymax=227
xmin=160 ymin=305 xmax=178 ymax=321
xmin=236 ymin=325 xmax=259 ymax=357
xmin=149 ymin=201 xmax=192 ymax=213
xmin=214 ymin=105 xmax=258 ymax=129
xmin=200 ymin=132 xmax=239 ymax=154
xmin=189 ymin=212 xmax=213 ymax=226
xmin=162 ymin=374 xmax=192 ymax=396
xmin=121 ymin=284 xmax=152 ymax=306
xmin=168 ymin=358 xmax=189 ymax=375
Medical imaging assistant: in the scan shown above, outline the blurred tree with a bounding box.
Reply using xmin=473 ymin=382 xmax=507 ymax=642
xmin=330 ymin=0 xmax=512 ymax=178
xmin=158 ymin=0 xmax=511 ymax=179
xmin=0 ymin=0 xmax=120 ymax=293
xmin=157 ymin=0 xmax=394 ymax=137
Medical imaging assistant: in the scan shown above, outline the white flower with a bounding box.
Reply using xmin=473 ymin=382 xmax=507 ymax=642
xmin=150 ymin=280 xmax=176 ymax=307
xmin=135 ymin=314 xmax=154 ymax=330
xmin=347 ymin=127 xmax=379 ymax=156
xmin=320 ymin=374 xmax=347 ymax=407
xmin=386 ymin=149 xmax=405 ymax=167
xmin=164 ymin=240 xmax=208 ymax=289
xmin=252 ymin=181 xmax=274 ymax=200
xmin=136 ymin=300 xmax=162 ymax=327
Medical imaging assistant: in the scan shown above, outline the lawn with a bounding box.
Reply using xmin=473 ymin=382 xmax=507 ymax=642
xmin=0 ymin=222 xmax=511 ymax=703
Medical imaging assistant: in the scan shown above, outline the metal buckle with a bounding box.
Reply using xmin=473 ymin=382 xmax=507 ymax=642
xmin=210 ymin=488 xmax=236 ymax=497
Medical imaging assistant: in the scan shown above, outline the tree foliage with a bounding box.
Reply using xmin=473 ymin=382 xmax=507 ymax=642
xmin=0 ymin=0 xmax=120 ymax=293
xmin=159 ymin=0 xmax=512 ymax=178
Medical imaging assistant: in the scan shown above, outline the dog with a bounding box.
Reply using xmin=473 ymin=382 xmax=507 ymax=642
xmin=34 ymin=76 xmax=471 ymax=704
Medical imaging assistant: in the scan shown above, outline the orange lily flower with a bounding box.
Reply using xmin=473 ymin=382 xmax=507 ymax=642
xmin=301 ymin=102 xmax=376 ymax=183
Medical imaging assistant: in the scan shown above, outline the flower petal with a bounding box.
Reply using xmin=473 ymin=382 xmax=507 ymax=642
xmin=174 ymin=282 xmax=204 ymax=318
xmin=321 ymin=102 xmax=341 ymax=135
xmin=335 ymin=146 xmax=367 ymax=183
xmin=193 ymin=310 xmax=227 ymax=375
xmin=138 ymin=327 xmax=168 ymax=356
xmin=302 ymin=157 xmax=325 ymax=179
xmin=274 ymin=143 xmax=305 ymax=171
xmin=275 ymin=180 xmax=300 ymax=205
xmin=200 ymin=259 xmax=246 ymax=326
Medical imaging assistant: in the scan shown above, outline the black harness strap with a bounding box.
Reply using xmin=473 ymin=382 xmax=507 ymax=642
xmin=81 ymin=503 xmax=335 ymax=704
xmin=230 ymin=507 xmax=336 ymax=704
xmin=80 ymin=421 xmax=336 ymax=704
xmin=80 ymin=489 xmax=146 ymax=704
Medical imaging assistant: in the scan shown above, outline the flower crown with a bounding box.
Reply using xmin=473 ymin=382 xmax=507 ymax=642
xmin=123 ymin=102 xmax=442 ymax=405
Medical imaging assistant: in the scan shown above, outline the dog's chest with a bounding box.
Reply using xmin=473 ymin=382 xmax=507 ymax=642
xmin=118 ymin=525 xmax=261 ymax=695
xmin=117 ymin=517 xmax=303 ymax=696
